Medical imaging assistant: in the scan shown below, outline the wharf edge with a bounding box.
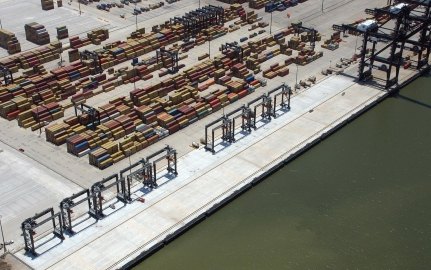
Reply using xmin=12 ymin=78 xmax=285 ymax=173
xmin=120 ymin=65 xmax=430 ymax=270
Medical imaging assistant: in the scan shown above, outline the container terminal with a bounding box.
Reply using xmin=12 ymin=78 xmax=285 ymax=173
xmin=0 ymin=0 xmax=430 ymax=268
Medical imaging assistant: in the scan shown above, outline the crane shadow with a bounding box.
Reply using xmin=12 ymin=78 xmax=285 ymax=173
xmin=395 ymin=94 xmax=431 ymax=110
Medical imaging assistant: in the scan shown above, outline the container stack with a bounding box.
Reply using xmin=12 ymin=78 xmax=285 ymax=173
xmin=202 ymin=25 xmax=229 ymax=40
xmin=280 ymin=43 xmax=293 ymax=55
xmin=25 ymin=23 xmax=50 ymax=45
xmin=223 ymin=4 xmax=245 ymax=21
xmin=89 ymin=148 xmax=113 ymax=169
xmin=100 ymin=141 xmax=124 ymax=164
xmin=66 ymin=134 xmax=90 ymax=156
xmin=98 ymin=103 xmax=119 ymax=121
xmin=45 ymin=122 xmax=70 ymax=145
xmin=231 ymin=63 xmax=250 ymax=79
xmin=216 ymin=0 xmax=247 ymax=3
xmin=17 ymin=42 xmax=61 ymax=69
xmin=0 ymin=29 xmax=21 ymax=54
xmin=87 ymin=29 xmax=109 ymax=45
xmin=288 ymin=36 xmax=301 ymax=50
xmin=246 ymin=11 xmax=258 ymax=24
xmin=183 ymin=61 xmax=215 ymax=83
xmin=103 ymin=119 xmax=125 ymax=140
xmin=41 ymin=0 xmax=54 ymax=10
xmin=263 ymin=62 xmax=289 ymax=78
xmin=0 ymin=57 xmax=20 ymax=73
xmin=224 ymin=78 xmax=244 ymax=93
xmin=136 ymin=125 xmax=158 ymax=144
xmin=321 ymin=32 xmax=341 ymax=50
xmin=69 ymin=36 xmax=92 ymax=49
xmin=14 ymin=102 xmax=63 ymax=129
xmin=135 ymin=105 xmax=157 ymax=124
xmin=115 ymin=115 xmax=135 ymax=135
xmin=156 ymin=112 xmax=176 ymax=129
xmin=249 ymin=0 xmax=269 ymax=9
xmin=204 ymin=94 xmax=222 ymax=112
xmin=56 ymin=26 xmax=69 ymax=39
xmin=0 ymin=96 xmax=30 ymax=121
xmin=31 ymin=102 xmax=63 ymax=123
xmin=118 ymin=135 xmax=138 ymax=157
xmin=68 ymin=49 xmax=80 ymax=62
xmin=295 ymin=49 xmax=323 ymax=65
xmin=192 ymin=102 xmax=210 ymax=119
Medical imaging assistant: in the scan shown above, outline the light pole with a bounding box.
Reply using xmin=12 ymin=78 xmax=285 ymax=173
xmin=208 ymin=35 xmax=211 ymax=59
xmin=128 ymin=151 xmax=132 ymax=174
xmin=36 ymin=103 xmax=42 ymax=137
xmin=78 ymin=0 xmax=81 ymax=15
xmin=354 ymin=35 xmax=359 ymax=56
xmin=133 ymin=68 xmax=137 ymax=90
xmin=270 ymin=11 xmax=273 ymax=35
xmin=321 ymin=0 xmax=324 ymax=13
xmin=0 ymin=19 xmax=2 ymax=29
xmin=199 ymin=0 xmax=201 ymax=8
xmin=124 ymin=136 xmax=132 ymax=174
xmin=1 ymin=215 xmax=7 ymax=253
xmin=295 ymin=63 xmax=299 ymax=89
xmin=135 ymin=3 xmax=138 ymax=31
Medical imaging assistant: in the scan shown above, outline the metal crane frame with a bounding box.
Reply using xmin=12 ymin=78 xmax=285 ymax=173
xmin=80 ymin=50 xmax=103 ymax=74
xmin=228 ymin=105 xmax=254 ymax=138
xmin=269 ymin=83 xmax=292 ymax=116
xmin=21 ymin=208 xmax=64 ymax=256
xmin=221 ymin=42 xmax=244 ymax=62
xmin=204 ymin=103 xmax=260 ymax=153
xmin=333 ymin=1 xmax=431 ymax=88
xmin=396 ymin=0 xmax=431 ymax=68
xmin=59 ymin=189 xmax=98 ymax=235
xmin=171 ymin=17 xmax=194 ymax=39
xmin=171 ymin=5 xmax=224 ymax=39
xmin=240 ymin=105 xmax=256 ymax=133
xmin=203 ymin=84 xmax=292 ymax=153
xmin=0 ymin=65 xmax=13 ymax=85
xmin=204 ymin=114 xmax=235 ymax=153
xmin=291 ymin=22 xmax=318 ymax=50
xmin=73 ymin=102 xmax=101 ymax=130
xmin=91 ymin=174 xmax=128 ymax=219
xmin=247 ymin=94 xmax=275 ymax=122
xmin=119 ymin=159 xmax=151 ymax=202
xmin=119 ymin=146 xmax=178 ymax=197
xmin=156 ymin=48 xmax=179 ymax=74
xmin=221 ymin=116 xmax=234 ymax=143
xmin=203 ymin=5 xmax=225 ymax=25
xmin=131 ymin=161 xmax=154 ymax=188
xmin=146 ymin=145 xmax=178 ymax=187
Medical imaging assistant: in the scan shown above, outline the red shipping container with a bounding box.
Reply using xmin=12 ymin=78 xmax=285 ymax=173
xmin=6 ymin=110 xmax=20 ymax=120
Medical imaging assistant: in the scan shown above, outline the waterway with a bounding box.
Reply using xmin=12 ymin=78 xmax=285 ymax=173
xmin=134 ymin=75 xmax=431 ymax=270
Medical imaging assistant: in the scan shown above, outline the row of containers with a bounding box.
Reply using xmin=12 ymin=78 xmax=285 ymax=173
xmin=1 ymin=14 xmax=297 ymax=130
xmin=41 ymin=22 xmax=306 ymax=169
xmin=0 ymin=3 xmax=248 ymax=122
xmin=12 ymin=3 xmax=308 ymax=167
xmin=0 ymin=55 xmax=87 ymax=112
xmin=0 ymin=9 xmax=242 ymax=122
xmin=0 ymin=2 xmax=245 ymax=73
xmin=47 ymin=70 xmax=261 ymax=170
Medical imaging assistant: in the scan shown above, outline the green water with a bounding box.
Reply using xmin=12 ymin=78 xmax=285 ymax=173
xmin=135 ymin=75 xmax=431 ymax=270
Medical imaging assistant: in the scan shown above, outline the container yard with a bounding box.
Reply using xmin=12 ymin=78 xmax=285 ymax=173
xmin=0 ymin=0 xmax=430 ymax=269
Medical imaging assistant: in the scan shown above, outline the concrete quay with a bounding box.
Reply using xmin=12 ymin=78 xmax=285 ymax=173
xmin=2 ymin=0 xmax=429 ymax=268
xmin=0 ymin=0 xmax=389 ymax=253
xmin=13 ymin=60 xmax=429 ymax=269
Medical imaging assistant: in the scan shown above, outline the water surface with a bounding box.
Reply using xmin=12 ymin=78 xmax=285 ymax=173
xmin=135 ymin=75 xmax=431 ymax=270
